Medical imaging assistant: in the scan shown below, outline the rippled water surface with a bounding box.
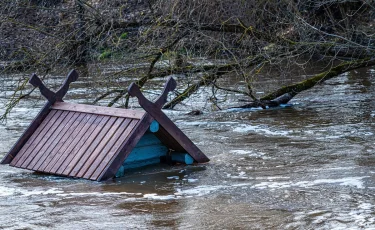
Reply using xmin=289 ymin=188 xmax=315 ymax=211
xmin=0 ymin=68 xmax=374 ymax=229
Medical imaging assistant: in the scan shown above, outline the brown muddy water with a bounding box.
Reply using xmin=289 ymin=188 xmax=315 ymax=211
xmin=0 ymin=68 xmax=374 ymax=229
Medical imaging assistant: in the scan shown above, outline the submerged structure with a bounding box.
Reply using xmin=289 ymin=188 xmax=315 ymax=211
xmin=1 ymin=70 xmax=209 ymax=181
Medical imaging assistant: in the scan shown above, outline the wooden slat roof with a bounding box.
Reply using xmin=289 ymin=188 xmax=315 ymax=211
xmin=9 ymin=107 xmax=142 ymax=181
xmin=1 ymin=70 xmax=209 ymax=181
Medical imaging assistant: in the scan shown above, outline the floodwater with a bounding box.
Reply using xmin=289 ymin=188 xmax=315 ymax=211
xmin=0 ymin=67 xmax=374 ymax=229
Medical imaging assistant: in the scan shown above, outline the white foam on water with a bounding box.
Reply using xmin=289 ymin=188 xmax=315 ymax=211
xmin=305 ymin=177 xmax=367 ymax=189
xmin=252 ymin=176 xmax=368 ymax=190
xmin=255 ymin=176 xmax=291 ymax=180
xmin=229 ymin=150 xmax=253 ymax=155
xmin=233 ymin=124 xmax=290 ymax=136
xmin=175 ymin=185 xmax=227 ymax=196
xmin=143 ymin=193 xmax=177 ymax=200
xmin=167 ymin=176 xmax=180 ymax=180
xmin=0 ymin=185 xmax=144 ymax=198
xmin=291 ymin=202 xmax=375 ymax=229
xmin=0 ymin=186 xmax=63 ymax=197
xmin=57 ymin=191 xmax=142 ymax=197
xmin=311 ymin=167 xmax=355 ymax=172
xmin=175 ymin=120 xmax=238 ymax=127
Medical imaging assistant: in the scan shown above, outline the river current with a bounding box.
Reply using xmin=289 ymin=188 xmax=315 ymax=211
xmin=0 ymin=67 xmax=374 ymax=229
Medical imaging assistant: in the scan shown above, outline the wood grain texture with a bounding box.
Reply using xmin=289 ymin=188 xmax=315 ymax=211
xmin=80 ymin=118 xmax=128 ymax=179
xmin=89 ymin=119 xmax=138 ymax=180
xmin=9 ymin=108 xmax=56 ymax=166
xmin=23 ymin=111 xmax=80 ymax=169
xmin=64 ymin=116 xmax=120 ymax=177
xmin=27 ymin=111 xmax=72 ymax=170
xmin=36 ymin=113 xmax=97 ymax=172
xmin=71 ymin=117 xmax=118 ymax=178
xmin=52 ymin=102 xmax=145 ymax=119
xmin=58 ymin=115 xmax=107 ymax=176
xmin=2 ymin=69 xmax=79 ymax=164
xmin=98 ymin=113 xmax=153 ymax=181
xmin=42 ymin=112 xmax=88 ymax=173
xmin=3 ymin=101 xmax=53 ymax=164
xmin=17 ymin=110 xmax=65 ymax=168
xmin=5 ymin=75 xmax=209 ymax=182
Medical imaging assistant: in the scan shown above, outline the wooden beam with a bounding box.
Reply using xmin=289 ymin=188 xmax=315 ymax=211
xmin=29 ymin=69 xmax=79 ymax=103
xmin=51 ymin=102 xmax=145 ymax=119
xmin=98 ymin=113 xmax=154 ymax=181
xmin=128 ymin=77 xmax=209 ymax=163
xmin=29 ymin=74 xmax=56 ymax=102
xmin=55 ymin=69 xmax=79 ymax=101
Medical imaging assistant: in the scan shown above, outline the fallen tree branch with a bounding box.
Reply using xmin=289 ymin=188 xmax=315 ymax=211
xmin=261 ymin=58 xmax=375 ymax=101
xmin=163 ymin=64 xmax=237 ymax=109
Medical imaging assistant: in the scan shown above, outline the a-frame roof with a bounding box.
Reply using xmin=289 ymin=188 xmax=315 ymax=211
xmin=1 ymin=70 xmax=209 ymax=181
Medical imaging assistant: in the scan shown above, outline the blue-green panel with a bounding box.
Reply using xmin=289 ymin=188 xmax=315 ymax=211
xmin=135 ymin=133 xmax=162 ymax=147
xmin=124 ymin=145 xmax=168 ymax=163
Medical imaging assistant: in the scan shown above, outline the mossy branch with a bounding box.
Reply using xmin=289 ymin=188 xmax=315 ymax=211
xmin=261 ymin=58 xmax=375 ymax=101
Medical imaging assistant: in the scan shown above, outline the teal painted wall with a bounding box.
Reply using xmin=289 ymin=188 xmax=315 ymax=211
xmin=115 ymin=133 xmax=168 ymax=177
xmin=115 ymin=130 xmax=195 ymax=178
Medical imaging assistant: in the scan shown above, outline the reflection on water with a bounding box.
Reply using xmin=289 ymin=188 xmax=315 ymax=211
xmin=0 ymin=68 xmax=374 ymax=229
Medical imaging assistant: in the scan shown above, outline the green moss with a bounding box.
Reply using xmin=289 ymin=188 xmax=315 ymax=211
xmin=119 ymin=32 xmax=128 ymax=40
xmin=98 ymin=50 xmax=112 ymax=60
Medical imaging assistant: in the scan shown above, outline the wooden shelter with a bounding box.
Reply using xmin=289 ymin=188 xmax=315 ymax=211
xmin=1 ymin=70 xmax=209 ymax=181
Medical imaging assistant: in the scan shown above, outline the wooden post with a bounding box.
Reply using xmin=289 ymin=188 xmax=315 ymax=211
xmin=1 ymin=70 xmax=79 ymax=164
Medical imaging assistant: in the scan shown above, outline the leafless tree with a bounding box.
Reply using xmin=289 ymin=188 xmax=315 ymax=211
xmin=0 ymin=0 xmax=374 ymax=119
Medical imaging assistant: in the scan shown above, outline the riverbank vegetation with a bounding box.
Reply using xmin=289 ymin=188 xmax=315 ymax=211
xmin=0 ymin=0 xmax=374 ymax=118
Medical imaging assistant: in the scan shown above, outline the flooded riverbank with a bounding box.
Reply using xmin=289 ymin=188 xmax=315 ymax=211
xmin=0 ymin=68 xmax=374 ymax=229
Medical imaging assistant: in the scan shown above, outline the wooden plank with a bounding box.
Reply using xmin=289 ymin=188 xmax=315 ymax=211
xmin=55 ymin=69 xmax=79 ymax=101
xmin=35 ymin=113 xmax=96 ymax=172
xmin=28 ymin=70 xmax=78 ymax=102
xmin=155 ymin=125 xmax=186 ymax=152
xmin=27 ymin=111 xmax=72 ymax=170
xmin=68 ymin=117 xmax=119 ymax=178
xmin=2 ymin=101 xmax=53 ymax=164
xmin=128 ymin=78 xmax=209 ymax=163
xmin=149 ymin=109 xmax=209 ymax=162
xmin=3 ymin=70 xmax=79 ymax=164
xmin=14 ymin=110 xmax=64 ymax=168
xmin=58 ymin=115 xmax=109 ymax=176
xmin=40 ymin=112 xmax=88 ymax=173
xmin=129 ymin=95 xmax=209 ymax=162
xmin=29 ymin=74 xmax=56 ymax=102
xmin=98 ymin=113 xmax=153 ymax=181
xmin=9 ymin=108 xmax=56 ymax=166
xmin=51 ymin=102 xmax=145 ymax=119
xmin=80 ymin=118 xmax=131 ymax=179
xmin=87 ymin=119 xmax=138 ymax=180
xmin=20 ymin=111 xmax=74 ymax=169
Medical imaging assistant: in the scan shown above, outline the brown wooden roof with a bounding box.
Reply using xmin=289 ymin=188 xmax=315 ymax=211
xmin=1 ymin=70 xmax=209 ymax=181
xmin=9 ymin=103 xmax=145 ymax=180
